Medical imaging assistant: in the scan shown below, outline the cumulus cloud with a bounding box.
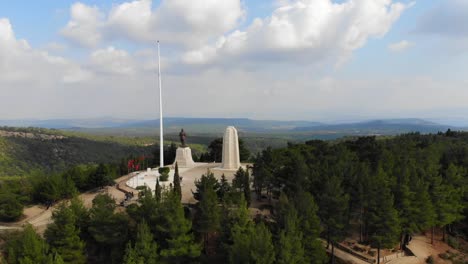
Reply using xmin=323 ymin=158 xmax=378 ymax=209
xmin=388 ymin=40 xmax=414 ymax=52
xmin=416 ymin=0 xmax=468 ymax=38
xmin=182 ymin=0 xmax=411 ymax=66
xmin=61 ymin=2 xmax=103 ymax=47
xmin=61 ymin=0 xmax=245 ymax=48
xmin=89 ymin=46 xmax=135 ymax=75
xmin=0 ymin=18 xmax=91 ymax=84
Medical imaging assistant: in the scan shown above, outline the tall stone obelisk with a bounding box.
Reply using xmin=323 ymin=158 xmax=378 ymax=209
xmin=221 ymin=126 xmax=240 ymax=170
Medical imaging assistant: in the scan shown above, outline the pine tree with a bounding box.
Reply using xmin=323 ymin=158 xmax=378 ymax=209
xmin=228 ymin=221 xmax=254 ymax=264
xmin=158 ymin=191 xmax=201 ymax=263
xmin=317 ymin=175 xmax=349 ymax=248
xmin=155 ymin=178 xmax=162 ymax=203
xmin=196 ymin=181 xmax=221 ymax=253
xmin=173 ymin=162 xmax=182 ymax=200
xmin=274 ymin=192 xmax=291 ymax=231
xmin=60 ymin=174 xmax=78 ymax=199
xmin=430 ymin=165 xmax=465 ymax=241
xmin=123 ymin=221 xmax=158 ymax=264
xmin=412 ymin=179 xmax=435 ymax=232
xmin=45 ymin=203 xmax=86 ymax=264
xmin=7 ymin=224 xmax=59 ymax=264
xmin=250 ymin=223 xmax=275 ymax=264
xmin=232 ymin=167 xmax=251 ymax=206
xmin=68 ymin=196 xmax=90 ymax=239
xmin=218 ymin=174 xmax=231 ymax=202
xmin=294 ymin=191 xmax=327 ymax=263
xmin=276 ymin=204 xmax=306 ymax=264
xmin=0 ymin=191 xmax=24 ymax=221
xmin=232 ymin=167 xmax=245 ymax=191
xmin=88 ymin=194 xmax=129 ymax=263
xmin=193 ymin=170 xmax=220 ymax=201
xmin=229 ymin=222 xmax=275 ymax=264
xmin=393 ymin=161 xmax=417 ymax=247
xmin=89 ymin=164 xmax=113 ymax=189
xmin=243 ymin=169 xmax=251 ymax=206
xmin=252 ymin=152 xmax=274 ymax=199
xmin=367 ymin=168 xmax=400 ymax=264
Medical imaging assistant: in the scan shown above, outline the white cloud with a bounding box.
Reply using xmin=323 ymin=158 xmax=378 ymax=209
xmin=89 ymin=46 xmax=135 ymax=75
xmin=6 ymin=2 xmax=465 ymax=122
xmin=61 ymin=2 xmax=103 ymax=47
xmin=44 ymin=42 xmax=67 ymax=53
xmin=388 ymin=40 xmax=414 ymax=52
xmin=182 ymin=0 xmax=411 ymax=66
xmin=0 ymin=18 xmax=91 ymax=84
xmin=61 ymin=0 xmax=245 ymax=48
xmin=0 ymin=18 xmax=15 ymax=42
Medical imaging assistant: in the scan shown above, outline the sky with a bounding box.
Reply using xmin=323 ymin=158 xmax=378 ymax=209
xmin=1 ymin=0 xmax=468 ymax=124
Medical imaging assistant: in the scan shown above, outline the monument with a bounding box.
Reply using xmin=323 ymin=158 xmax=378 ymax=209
xmin=221 ymin=126 xmax=241 ymax=170
xmin=174 ymin=128 xmax=196 ymax=168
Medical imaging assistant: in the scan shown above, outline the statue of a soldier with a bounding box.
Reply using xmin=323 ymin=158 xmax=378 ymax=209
xmin=179 ymin=129 xmax=187 ymax=147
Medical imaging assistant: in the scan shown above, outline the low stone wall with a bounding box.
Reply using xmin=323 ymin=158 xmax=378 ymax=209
xmin=378 ymin=252 xmax=406 ymax=263
xmin=336 ymin=242 xmax=406 ymax=264
xmin=335 ymin=243 xmax=375 ymax=263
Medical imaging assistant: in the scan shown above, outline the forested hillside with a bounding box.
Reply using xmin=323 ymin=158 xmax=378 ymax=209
xmin=0 ymin=127 xmax=155 ymax=176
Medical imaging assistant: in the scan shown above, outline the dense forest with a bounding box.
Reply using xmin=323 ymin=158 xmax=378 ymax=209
xmin=252 ymin=130 xmax=468 ymax=258
xmin=1 ymin=130 xmax=467 ymax=263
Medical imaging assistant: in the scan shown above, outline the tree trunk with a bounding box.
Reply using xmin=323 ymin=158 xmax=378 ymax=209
xmin=431 ymin=226 xmax=434 ymax=245
xmin=377 ymin=244 xmax=381 ymax=264
xmin=331 ymin=241 xmax=335 ymax=264
xmin=364 ymin=221 xmax=368 ymax=242
xmin=359 ymin=206 xmax=363 ymax=243
xmin=327 ymin=228 xmax=330 ymax=249
xmin=442 ymin=226 xmax=446 ymax=242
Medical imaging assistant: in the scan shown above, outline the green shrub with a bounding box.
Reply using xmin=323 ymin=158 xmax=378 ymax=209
xmin=158 ymin=166 xmax=170 ymax=182
xmin=0 ymin=193 xmax=24 ymax=221
xmin=447 ymin=236 xmax=460 ymax=249
xmin=439 ymin=252 xmax=450 ymax=260
xmin=159 ymin=173 xmax=169 ymax=182
xmin=426 ymin=256 xmax=434 ymax=264
xmin=158 ymin=167 xmax=170 ymax=175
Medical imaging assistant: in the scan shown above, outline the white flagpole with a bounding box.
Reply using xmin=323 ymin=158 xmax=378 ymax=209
xmin=157 ymin=41 xmax=164 ymax=168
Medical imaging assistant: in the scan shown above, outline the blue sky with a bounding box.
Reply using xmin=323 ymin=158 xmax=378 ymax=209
xmin=1 ymin=0 xmax=468 ymax=124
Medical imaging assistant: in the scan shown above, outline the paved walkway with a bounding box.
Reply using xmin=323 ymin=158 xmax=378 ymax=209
xmin=125 ymin=163 xmax=245 ymax=204
xmin=406 ymin=236 xmax=433 ymax=259
xmin=388 ymin=236 xmax=432 ymax=264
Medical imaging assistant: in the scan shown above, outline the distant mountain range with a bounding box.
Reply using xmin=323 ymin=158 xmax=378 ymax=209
xmin=0 ymin=117 xmax=464 ymax=138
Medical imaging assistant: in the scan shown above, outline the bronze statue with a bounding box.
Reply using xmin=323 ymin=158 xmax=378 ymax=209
xmin=179 ymin=129 xmax=187 ymax=147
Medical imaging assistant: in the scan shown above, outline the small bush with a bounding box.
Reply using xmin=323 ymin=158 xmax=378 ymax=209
xmin=448 ymin=236 xmax=460 ymax=249
xmin=159 ymin=173 xmax=169 ymax=182
xmin=426 ymin=256 xmax=434 ymax=264
xmin=439 ymin=252 xmax=449 ymax=260
xmin=158 ymin=167 xmax=170 ymax=175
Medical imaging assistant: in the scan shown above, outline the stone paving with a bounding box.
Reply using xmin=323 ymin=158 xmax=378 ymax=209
xmin=126 ymin=163 xmax=247 ymax=204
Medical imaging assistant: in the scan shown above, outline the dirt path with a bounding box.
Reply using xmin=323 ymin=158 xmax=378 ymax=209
xmin=387 ymin=256 xmax=421 ymax=264
xmin=0 ymin=174 xmax=134 ymax=233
